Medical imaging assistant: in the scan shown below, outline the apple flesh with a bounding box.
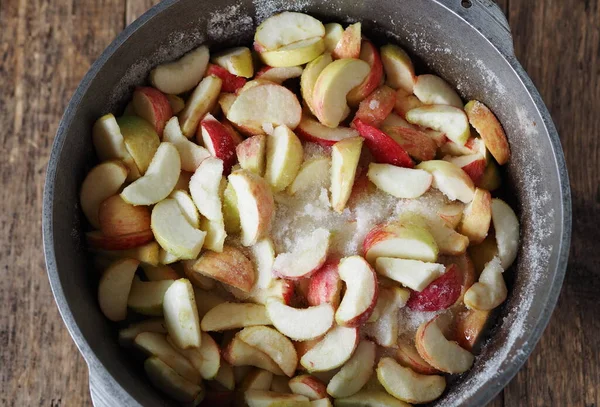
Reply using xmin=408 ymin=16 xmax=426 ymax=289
xmin=413 ymin=74 xmax=463 ymax=108
xmin=214 ymin=362 xmax=235 ymax=391
xmin=238 ymin=326 xmax=298 ymax=377
xmin=327 ymin=340 xmax=376 ymax=398
xmin=382 ymin=125 xmax=438 ymax=162
xmin=169 ymin=189 xmax=200 ymax=228
xmin=296 ymin=115 xmax=359 ymax=147
xmin=205 ymin=63 xmax=247 ymax=93
xmin=330 ymin=137 xmax=364 ymax=213
xmin=464 ymin=256 xmax=507 ymax=310
xmin=367 ymin=163 xmax=432 ymax=199
xmin=266 ymin=299 xmax=334 ymax=341
xmin=406 ymin=105 xmax=470 ymax=146
xmin=150 ymin=45 xmax=209 ymax=95
xmin=168 ymin=331 xmax=220 ymax=380
xmin=93 ymin=241 xmax=160 ymax=266
xmin=273 ymin=228 xmax=330 ymax=279
xmin=459 ymin=188 xmax=492 ymax=244
xmin=260 ymin=37 xmax=326 ymax=68
xmin=118 ymin=318 xmax=167 ymax=347
xmin=306 ymin=260 xmax=342 ymax=308
xmin=223 ymin=337 xmax=285 ymax=376
xmin=376 ymin=357 xmax=445 ymax=404
xmin=189 ymin=157 xmax=224 ymax=222
xmin=324 ymin=23 xmax=344 ymax=51
xmin=443 ymin=153 xmax=487 ymax=186
xmin=416 ymin=160 xmax=475 ymax=203
xmin=301 ymin=53 xmax=333 ymax=115
xmin=335 ymin=256 xmax=378 ymax=327
xmin=199 ymin=216 xmax=226 ymax=253
xmin=98 ymin=194 xmax=150 ymax=237
xmin=201 ymin=302 xmax=271 ymax=331
xmin=395 ymin=341 xmax=439 ymax=375
xmin=142 ymin=264 xmax=179 ymax=281
xmin=256 ymin=66 xmax=304 ymax=84
xmin=92 ymin=114 xmax=140 ymax=181
xmin=162 ymin=117 xmax=210 ymax=173
xmin=352 ymin=119 xmax=414 ymax=168
xmin=406 ymin=264 xmax=462 ymax=311
xmin=240 ymin=369 xmax=273 ymax=391
xmin=363 ymin=221 xmax=438 ymax=264
xmin=491 ymin=198 xmax=520 ymax=269
xmin=455 ymin=309 xmax=491 ymax=351
xmin=163 ymin=278 xmax=202 ymax=349
xmin=192 ymin=245 xmax=255 ymax=292
xmin=244 ymin=390 xmax=310 ymax=407
xmin=288 ymin=157 xmax=331 ymax=195
xmin=166 ymin=94 xmax=185 ymax=115
xmin=465 ymin=100 xmax=510 ymax=165
xmin=363 ymin=286 xmax=409 ymax=347
xmin=254 ymin=11 xmax=325 ymax=52
xmin=394 ymin=88 xmax=424 ymax=118
xmin=289 ymin=375 xmax=328 ymax=400
xmin=179 ymin=75 xmax=223 ymax=137
xmin=132 ymin=86 xmax=173 ymax=135
xmin=144 ymin=356 xmax=204 ymax=403
xmin=200 ymin=114 xmax=238 ymax=174
xmin=374 ymin=257 xmax=445 ymax=292
xmin=353 ymin=86 xmax=397 ymax=127
xmin=212 ymin=46 xmax=254 ymax=78
xmin=347 ymin=40 xmax=384 ymax=106
xmin=300 ymin=325 xmax=359 ymax=372
xmin=264 ymin=125 xmax=304 ymax=192
xmin=332 ymin=22 xmax=361 ymax=59
xmin=80 ymin=161 xmax=129 ymax=228
xmin=116 ymin=115 xmax=160 ymax=176
xmin=97 ymin=258 xmax=138 ymax=321
xmin=380 ymin=44 xmax=416 ymax=93
xmin=335 ymin=390 xmax=411 ymax=407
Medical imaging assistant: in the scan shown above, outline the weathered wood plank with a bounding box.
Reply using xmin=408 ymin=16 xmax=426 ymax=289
xmin=125 ymin=0 xmax=160 ymax=25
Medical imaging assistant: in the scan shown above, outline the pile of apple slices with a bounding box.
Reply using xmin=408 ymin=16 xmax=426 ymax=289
xmin=82 ymin=10 xmax=521 ymax=406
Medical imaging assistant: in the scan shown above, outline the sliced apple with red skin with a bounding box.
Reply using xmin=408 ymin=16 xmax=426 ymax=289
xmin=335 ymin=256 xmax=378 ymax=327
xmin=260 ymin=37 xmax=326 ymax=67
xmin=301 ymin=53 xmax=333 ymax=115
xmin=413 ymin=74 xmax=463 ymax=108
xmin=118 ymin=318 xmax=167 ymax=347
xmin=144 ymin=357 xmax=204 ymax=403
xmin=416 ymin=160 xmax=475 ymax=203
xmin=458 ymin=188 xmax=492 ymax=244
xmin=406 ymin=264 xmax=462 ymax=311
xmin=199 ymin=114 xmax=238 ymax=174
xmin=439 ymin=135 xmax=486 ymax=157
xmin=256 ymin=66 xmax=304 ymax=83
xmin=201 ymin=302 xmax=270 ymax=331
xmin=80 ymin=161 xmax=128 ymax=228
xmin=244 ymin=390 xmax=310 ymax=407
xmin=394 ymin=88 xmax=423 ymax=118
xmin=313 ymin=59 xmax=370 ymax=128
xmin=205 ymin=63 xmax=247 ymax=93
xmin=86 ymin=230 xmax=154 ymax=252
xmin=179 ymin=75 xmax=223 ymax=137
xmin=406 ymin=105 xmax=470 ymax=146
xmin=229 ymin=173 xmax=273 ymax=248
xmin=332 ymin=22 xmax=361 ymax=59
xmin=97 ymin=258 xmax=138 ymax=321
xmin=264 ymin=125 xmax=304 ymax=192
xmin=150 ymin=45 xmax=209 ymax=95
xmin=163 ymin=278 xmax=202 ymax=349
xmin=300 ymin=325 xmax=359 ymax=372
xmin=417 ymin=214 xmax=470 ymax=256
xmin=288 ymin=157 xmax=331 ymax=195
xmin=223 ymin=336 xmax=285 ymax=376
xmin=99 ymin=194 xmax=151 ymax=237
xmin=212 ymin=46 xmax=254 ymax=78
xmin=376 ymin=357 xmax=445 ymax=404
xmin=455 ymin=309 xmax=491 ymax=351
xmin=347 ymin=40 xmax=384 ymax=106
xmin=382 ymin=125 xmax=438 ymax=162
xmin=330 ymin=137 xmax=363 ymax=213
xmin=464 ymin=256 xmax=507 ymax=310
xmin=192 ymin=245 xmax=255 ymax=293
xmin=440 ymin=253 xmax=476 ymax=301
xmin=374 ymin=257 xmax=445 ymax=292
xmin=335 ymin=390 xmax=411 ymax=407
xmin=289 ymin=375 xmax=328 ymax=400
xmin=465 ymin=100 xmax=510 ymax=165
xmin=380 ymin=44 xmax=416 ymax=93
xmin=254 ymin=11 xmax=325 ymax=52
xmin=353 ymin=86 xmax=397 ymax=127
xmin=92 ymin=114 xmax=140 ymax=181
xmin=168 ymin=331 xmax=220 ymax=380
xmin=273 ymin=228 xmax=330 ymax=280
xmin=395 ymin=341 xmax=439 ymax=375
xmin=443 ymin=153 xmax=487 ymax=186
xmin=367 ymin=163 xmax=432 ymax=199
xmin=189 ymin=157 xmax=224 ymax=221
xmin=363 ymin=221 xmax=438 ymax=264
xmin=306 ymin=260 xmax=342 ymax=308
xmin=491 ymin=198 xmax=520 ymax=269
xmin=296 ymin=115 xmax=359 ymax=147
xmin=327 ymin=340 xmax=376 ymax=398
xmin=352 ymin=119 xmax=414 ymax=168
xmin=266 ymin=299 xmax=334 ymax=341
xmin=162 ymin=117 xmax=210 ymax=172
xmin=363 ymin=286 xmax=409 ymax=347
xmin=132 ymin=86 xmax=172 ymax=135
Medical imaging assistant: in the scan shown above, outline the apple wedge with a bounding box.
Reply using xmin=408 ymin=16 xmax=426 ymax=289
xmin=271 ymin=375 xmax=292 ymax=393
xmin=264 ymin=125 xmax=304 ymax=192
xmin=222 ymin=181 xmax=241 ymax=234
xmin=245 ymin=390 xmax=310 ymax=407
xmin=240 ymin=369 xmax=273 ymax=391
xmin=335 ymin=256 xmax=378 ymax=327
xmin=465 ymin=100 xmax=510 ymax=165
xmin=416 ymin=160 xmax=475 ymax=203
xmin=169 ymin=189 xmax=200 ymax=228
xmin=127 ymin=277 xmax=174 ymax=315
xmin=93 ymin=241 xmax=160 ymax=266
xmin=330 ymin=137 xmax=363 ymax=213
xmin=179 ymin=75 xmax=222 ymax=137
xmin=239 ymin=326 xmax=298 ymax=377
xmin=491 ymin=198 xmax=520 ymax=269
xmin=189 ymin=157 xmax=224 ymax=221
xmin=259 ymin=36 xmax=324 ymax=67
xmin=406 ymin=105 xmax=470 ymax=146
xmin=335 ymin=390 xmax=411 ymax=407
xmin=162 ymin=117 xmax=210 ymax=173
xmin=301 ymin=53 xmax=332 ymax=114
xmin=254 ymin=11 xmax=325 ymax=52
xmin=455 ymin=309 xmax=491 ymax=351
xmin=98 ymin=194 xmax=151 ymax=237
xmin=163 ymin=278 xmax=202 ymax=349
xmin=205 ymin=63 xmax=247 ymax=93
xmin=300 ymin=325 xmax=359 ymax=372
xmin=88 ymin=232 xmax=155 ymax=260
xmin=347 ymin=40 xmax=384 ymax=106
xmin=150 ymin=45 xmax=210 ymax=94
xmin=121 ymin=142 xmax=181 ymax=205
xmin=437 ymin=201 xmax=465 ymax=229
xmin=118 ymin=318 xmax=167 ymax=347
xmin=168 ymin=331 xmax=220 ymax=380
xmin=464 ymin=256 xmax=507 ymax=310
xmin=212 ymin=46 xmax=254 ymax=78
xmin=444 ymin=153 xmax=487 ymax=186
xmin=367 ymin=163 xmax=432 ymax=199
xmin=382 ymin=125 xmax=438 ymax=162
xmin=352 ymin=119 xmax=414 ymax=168
xmin=363 ymin=286 xmax=409 ymax=347
xmin=374 ymin=258 xmax=445 ymax=291
xmin=199 ymin=217 xmax=226 ymax=253
xmin=289 ymin=375 xmax=328 ymax=400
xmin=92 ymin=114 xmax=140 ymax=181
xmin=459 ymin=188 xmax=492 ymax=244
xmin=235 ymin=134 xmax=266 ymax=177
xmin=420 ymin=215 xmax=470 ymax=255
xmin=313 ymin=59 xmax=370 ymax=128
xmin=249 ymin=238 xmax=276 ymax=290
xmin=266 ymin=299 xmax=334 ymax=341
xmin=223 ymin=337 xmax=285 ymax=376
xmin=256 ymin=66 xmax=304 ymax=84
xmin=166 ymin=94 xmax=185 ymax=115
xmin=288 ymin=157 xmax=331 ymax=195
xmin=376 ymin=357 xmax=445 ymax=404
xmin=380 ymin=44 xmax=416 ymax=93
xmin=117 ymin=115 xmax=161 ymax=175
xmin=201 ymin=302 xmax=270 ymax=331
xmin=200 ymin=114 xmax=238 ymax=174
xmin=332 ymin=23 xmax=361 ymax=59
xmin=395 ymin=341 xmax=439 ymax=375
xmin=406 ymin=264 xmax=462 ymax=311
xmin=181 ymin=260 xmax=216 ymax=290
xmin=306 ymin=260 xmax=342 ymax=308
xmin=394 ymin=88 xmax=423 ymax=119
xmin=413 ymin=74 xmax=463 ymax=108
xmin=80 ymin=160 xmax=128 ymax=228
xmin=363 ymin=221 xmax=438 ymax=264
xmin=327 ymin=340 xmax=376 ymax=398
xmin=415 ymin=316 xmax=474 ymax=373
xmin=132 ymin=86 xmax=172 ymax=135
xmin=142 ymin=264 xmax=179 ymax=281
xmin=228 ymin=170 xmax=275 ymax=246
xmin=273 ymin=228 xmax=330 ymax=279
xmin=97 ymin=258 xmax=138 ymax=321
xmin=192 ymin=245 xmax=255 ymax=292
xmin=296 ymin=116 xmax=359 ymax=146
xmin=144 ymin=357 xmax=204 ymax=403
xmin=323 ymin=22 xmax=343 ymax=51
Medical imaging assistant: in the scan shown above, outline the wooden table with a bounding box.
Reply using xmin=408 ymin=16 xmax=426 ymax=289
xmin=1 ymin=0 xmax=598 ymax=405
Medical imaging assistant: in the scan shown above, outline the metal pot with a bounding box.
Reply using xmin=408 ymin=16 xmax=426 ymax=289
xmin=42 ymin=0 xmax=571 ymax=405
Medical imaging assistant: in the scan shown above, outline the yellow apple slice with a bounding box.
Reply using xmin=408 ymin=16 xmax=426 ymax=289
xmin=332 ymin=23 xmax=361 ymax=59
xmin=327 ymin=340 xmax=376 ymax=398
xmin=237 ymin=134 xmax=267 ymax=176
xmin=260 ymin=37 xmax=325 ymax=67
xmin=80 ymin=161 xmax=128 ymax=228
xmin=287 ymin=157 xmax=331 ymax=195
xmin=264 ymin=125 xmax=304 ymax=192
xmin=127 ymin=277 xmax=174 ymax=316
xmin=376 ymin=357 xmax=445 ymax=404
xmin=192 ymin=245 xmax=255 ymax=292
xmin=117 ymin=115 xmax=160 ymax=174
xmin=167 ymin=331 xmax=221 ymax=380
xmin=367 ymin=163 xmax=432 ymax=199
xmin=144 ymin=356 xmax=204 ymax=403
xmin=330 ymin=136 xmax=363 ymax=212
xmin=289 ymin=375 xmax=327 ymax=400
xmin=179 ymin=75 xmax=223 ymax=137
xmin=169 ymin=189 xmax=199 ymax=228
xmin=189 ymin=157 xmax=224 ymax=221
xmin=238 ymin=326 xmax=298 ymax=378
xmin=323 ymin=23 xmax=344 ymax=52
xmin=212 ymin=46 xmax=254 ymax=78
xmin=301 ymin=52 xmax=333 ymax=115
xmin=413 ymin=74 xmax=463 ymax=108
xmin=335 ymin=390 xmax=411 ymax=407
xmin=228 ymin=170 xmax=275 ymax=246
xmin=415 ymin=316 xmax=474 ymax=373
xmin=266 ymin=299 xmax=334 ymax=341
xmin=150 ymin=45 xmax=209 ymax=94
xmin=162 ymin=117 xmax=210 ymax=172
xmin=120 ymin=142 xmax=181 ymax=205
xmin=97 ymin=258 xmax=138 ymax=321
xmin=201 ymin=303 xmax=270 ymax=331
xmin=464 ymin=256 xmax=507 ymax=310
xmin=163 ymin=278 xmax=202 ymax=349
xmin=465 ymin=100 xmax=511 ymax=165
xmin=416 ymin=160 xmax=475 ymax=203
xmin=363 ymin=221 xmax=438 ymax=264
xmin=459 ymin=188 xmax=492 ymax=244
xmin=92 ymin=113 xmax=140 ymax=181
xmin=223 ymin=337 xmax=285 ymax=376
xmin=312 ymin=59 xmax=370 ymax=128
xmin=273 ymin=228 xmax=330 ymax=279
xmin=380 ymin=44 xmax=416 ymax=93
xmin=335 ymin=256 xmax=378 ymax=327
xmin=245 ymin=390 xmax=310 ymax=407
xmin=300 ymin=325 xmax=359 ymax=372
xmin=491 ymin=198 xmax=520 ymax=269
xmin=406 ymin=105 xmax=470 ymax=146
xmin=254 ymin=12 xmax=325 ymax=52
xmin=118 ymin=318 xmax=167 ymax=347
xmin=257 ymin=66 xmax=304 ymax=84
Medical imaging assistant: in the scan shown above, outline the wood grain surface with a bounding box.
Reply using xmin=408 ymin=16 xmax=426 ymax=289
xmin=0 ymin=0 xmax=598 ymax=406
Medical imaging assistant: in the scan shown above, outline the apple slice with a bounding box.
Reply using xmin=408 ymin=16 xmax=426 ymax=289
xmin=118 ymin=319 xmax=167 ymax=347
xmin=92 ymin=114 xmax=140 ymax=181
xmin=479 ymin=159 xmax=502 ymax=190
xmin=162 ymin=117 xmax=210 ymax=172
xmin=352 ymin=119 xmax=414 ymax=168
xmin=327 ymin=340 xmax=376 ymax=398
xmin=248 ymin=238 xmax=276 ymax=291
xmin=168 ymin=331 xmax=220 ymax=380
xmin=455 ymin=309 xmax=491 ymax=351
xmin=193 ymin=287 xmax=226 ymax=318
xmin=465 ymin=100 xmax=510 ymax=165
xmin=394 ymin=88 xmax=423 ymax=118
xmin=181 ymin=260 xmax=216 ymax=290
xmin=491 ymin=198 xmax=520 ymax=269
xmin=459 ymin=188 xmax=492 ymax=244
xmin=163 ymin=278 xmax=202 ymax=349
xmin=121 ymin=142 xmax=181 ymax=205
xmin=199 ymin=217 xmax=226 ymax=253
xmin=363 ymin=286 xmax=409 ymax=347
xmin=332 ymin=23 xmax=361 ymax=59
xmin=335 ymin=390 xmax=411 ymax=407
xmin=363 ymin=221 xmax=438 ymax=264
xmin=273 ymin=228 xmax=330 ymax=279
xmin=413 ymin=74 xmax=463 ymax=108
xmin=212 ymin=46 xmax=254 ymax=78
xmin=239 ymin=326 xmax=298 ymax=377
xmin=201 ymin=302 xmax=270 ymax=331
xmin=264 ymin=125 xmax=304 ymax=192
xmin=132 ymin=86 xmax=172 ymax=135
xmin=313 ymin=59 xmax=370 ymax=128
xmin=169 ymin=189 xmax=200 ymax=228
xmin=256 ymin=66 xmax=304 ymax=83
xmin=439 ymin=135 xmax=486 ymax=157
xmin=330 ymin=137 xmax=363 ymax=213
xmin=323 ymin=22 xmax=344 ymax=51
xmin=144 ymin=357 xmax=204 ymax=403
xmin=240 ymin=369 xmax=273 ymax=391
xmin=289 ymin=375 xmax=328 ymax=400
xmin=244 ymin=390 xmax=310 ymax=407
xmin=90 ymin=230 xmax=154 ymax=254
xmin=464 ymin=256 xmax=507 ymax=310
xmin=228 ymin=170 xmax=275 ymax=246
xmin=98 ymin=195 xmax=151 ymax=237
xmin=395 ymin=341 xmax=439 ymax=375
xmin=80 ymin=161 xmax=128 ymax=228
xmin=205 ymin=63 xmax=247 ymax=93
xmin=420 ymin=215 xmax=470 ymax=255
xmin=150 ymin=45 xmax=209 ymax=94
xmin=189 ymin=157 xmax=224 ymax=221
xmin=437 ymin=202 xmax=465 ymax=229
xmin=374 ymin=258 xmax=445 ymax=291
xmin=300 ymin=325 xmax=359 ymax=372
xmin=234 ymin=135 xmax=265 ymax=177
xmin=353 ymin=86 xmax=397 ymax=127
xmin=288 ymin=157 xmax=331 ymax=195
xmin=406 ymin=105 xmax=470 ymax=146
xmin=380 ymin=44 xmax=416 ymax=93
xmin=415 ymin=316 xmax=474 ymax=373
xmin=254 ymin=12 xmax=325 ymax=52
xmin=127 ymin=277 xmax=174 ymax=315
xmin=306 ymin=260 xmax=342 ymax=308
xmin=406 ymin=264 xmax=462 ymax=311
xmin=259 ymin=36 xmax=325 ymax=67
xmin=347 ymin=40 xmax=384 ymax=106
xmin=266 ymin=299 xmax=334 ymax=341
xmin=271 ymin=375 xmax=292 ymax=393
xmin=301 ymin=53 xmax=333 ymax=114
xmin=142 ymin=264 xmax=179 ymax=281
xmin=97 ymin=258 xmax=138 ymax=321
xmin=376 ymin=357 xmax=445 ymax=404
xmin=192 ymin=245 xmax=255 ymax=292
xmin=296 ymin=116 xmax=359 ymax=146
xmin=250 ymin=279 xmax=295 ymax=306
xmin=166 ymin=94 xmax=185 ymax=115
xmin=223 ymin=337 xmax=285 ymax=376
xmin=200 ymin=114 xmax=238 ymax=174
xmin=117 ymin=115 xmax=161 ymax=174
xmin=382 ymin=125 xmax=438 ymax=162
xmin=367 ymin=163 xmax=432 ymax=199
xmin=222 ymin=181 xmax=241 ymax=234
xmin=93 ymin=241 xmax=160 ymax=266
xmin=335 ymin=256 xmax=378 ymax=327
xmin=444 ymin=154 xmax=487 ymax=185
xmin=179 ymin=75 xmax=222 ymax=137
xmin=416 ymin=160 xmax=474 ymax=203
xmin=214 ymin=361 xmax=235 ymax=390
